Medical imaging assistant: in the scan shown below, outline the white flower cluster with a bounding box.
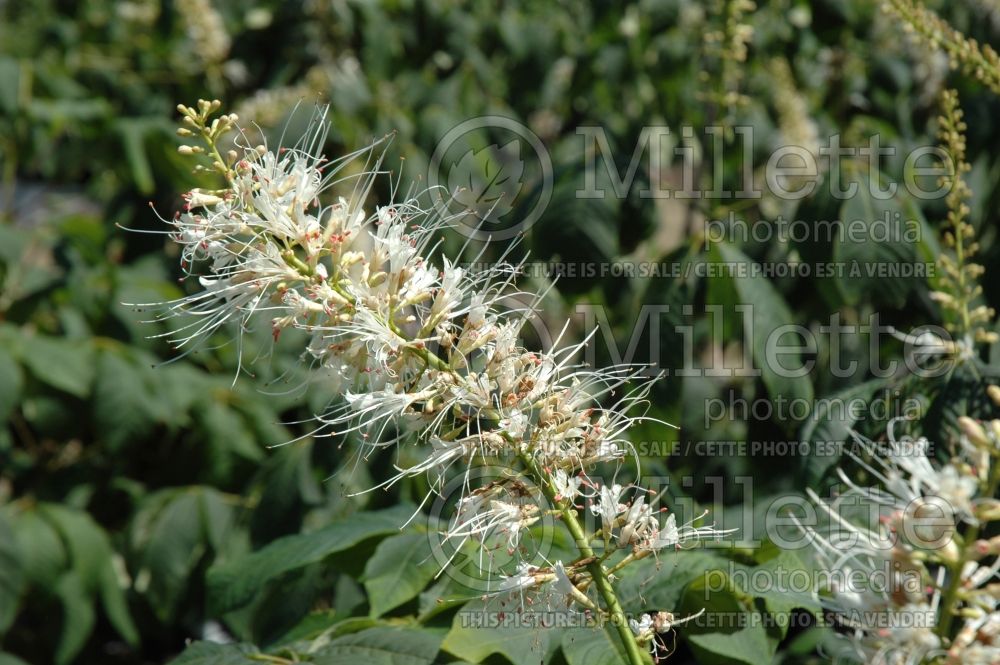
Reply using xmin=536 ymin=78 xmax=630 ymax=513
xmin=145 ymin=101 xmax=735 ymax=663
xmin=799 ymin=408 xmax=1000 ymax=665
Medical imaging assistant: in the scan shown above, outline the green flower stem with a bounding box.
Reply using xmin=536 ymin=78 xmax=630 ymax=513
xmin=520 ymin=453 xmax=648 ymax=665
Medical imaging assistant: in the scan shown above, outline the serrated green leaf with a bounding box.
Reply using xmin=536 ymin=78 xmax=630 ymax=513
xmin=206 ymin=505 xmax=414 ymax=614
xmin=363 ymin=532 xmax=439 ymax=617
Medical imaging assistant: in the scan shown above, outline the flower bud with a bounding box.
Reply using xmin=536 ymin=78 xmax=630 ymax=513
xmin=975 ymin=499 xmax=1000 ymax=522
xmin=958 ymin=416 xmax=990 ymax=448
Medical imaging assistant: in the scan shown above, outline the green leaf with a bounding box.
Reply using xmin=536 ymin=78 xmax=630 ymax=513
xmin=616 ymin=547 xmax=731 ymax=614
xmin=19 ymin=335 xmax=95 ymax=398
xmin=207 ymin=505 xmax=415 ymax=615
xmin=561 ymin=626 xmax=626 ymax=665
xmin=196 ymin=397 xmax=263 ymax=480
xmin=168 ymin=642 xmax=260 ymax=665
xmin=752 ymin=551 xmax=822 ymax=617
xmin=312 ymin=626 xmax=444 ymax=665
xmin=130 ymin=487 xmax=232 ymax=622
xmin=0 ymin=511 xmax=25 ymax=634
xmin=685 ymin=628 xmax=774 ymax=665
xmin=833 ymin=169 xmax=921 ymax=308
xmin=264 ymin=608 xmax=340 ymax=647
xmin=249 ymin=441 xmax=320 ymax=543
xmin=363 ymin=532 xmax=439 ymax=617
xmin=0 ymin=347 xmax=23 ymax=424
xmin=39 ymin=505 xmax=108 ymax=594
xmin=93 ymin=347 xmax=156 ymax=452
xmin=39 ymin=504 xmax=139 ymax=645
xmin=98 ymin=562 xmax=140 ymax=647
xmin=800 ymin=378 xmax=887 ymax=484
xmin=679 ymin=574 xmax=775 ymax=665
xmin=53 ymin=572 xmax=95 ymax=665
xmin=715 ymin=242 xmax=814 ymax=413
xmin=442 ymin=599 xmax=555 ymax=664
xmin=117 ymin=118 xmax=156 ymax=195
xmin=8 ymin=508 xmax=68 ymax=587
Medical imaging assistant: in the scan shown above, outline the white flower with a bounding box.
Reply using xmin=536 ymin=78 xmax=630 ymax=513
xmin=500 ymin=410 xmax=528 ymax=439
xmin=497 ymin=563 xmax=542 ymax=594
xmin=590 ymin=483 xmax=625 ymax=537
xmin=640 ymin=511 xmax=736 ymax=551
xmin=148 ymin=105 xmax=695 ymax=605
xmin=447 ymin=498 xmax=539 ymax=551
xmin=617 ymin=496 xmax=656 ymax=546
xmin=551 ymin=470 xmax=582 ymax=502
xmin=629 ymin=613 xmax=654 ymax=637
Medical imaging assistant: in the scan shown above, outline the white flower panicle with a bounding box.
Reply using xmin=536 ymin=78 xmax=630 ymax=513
xmin=144 ymin=101 xmax=737 ymax=664
xmin=800 ymin=399 xmax=1000 ymax=665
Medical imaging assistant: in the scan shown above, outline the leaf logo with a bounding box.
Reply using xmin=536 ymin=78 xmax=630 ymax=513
xmin=446 ymin=140 xmax=525 ymax=223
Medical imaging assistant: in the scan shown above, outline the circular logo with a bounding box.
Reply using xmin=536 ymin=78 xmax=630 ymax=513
xmin=428 ymin=116 xmax=553 ymax=241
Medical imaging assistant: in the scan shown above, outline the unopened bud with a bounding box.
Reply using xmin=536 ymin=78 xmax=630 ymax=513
xmin=184 ymin=189 xmax=224 ymax=208
xmin=177 ymin=145 xmax=196 ymax=155
xmin=958 ymin=416 xmax=990 ymax=448
xmin=976 ymin=499 xmax=1000 ymax=522
xmin=987 ymin=385 xmax=1000 ymax=407
xmin=976 ymin=536 xmax=1000 ymax=557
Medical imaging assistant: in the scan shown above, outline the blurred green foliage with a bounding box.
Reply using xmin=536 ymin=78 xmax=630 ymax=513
xmin=2 ymin=0 xmax=1000 ymax=664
